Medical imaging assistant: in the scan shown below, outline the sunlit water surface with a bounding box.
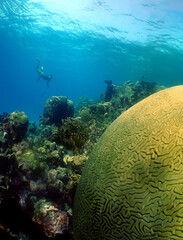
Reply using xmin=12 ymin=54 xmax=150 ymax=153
xmin=0 ymin=0 xmax=183 ymax=122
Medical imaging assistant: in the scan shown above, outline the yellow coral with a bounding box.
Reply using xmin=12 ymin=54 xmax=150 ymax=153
xmin=73 ymin=86 xmax=183 ymax=240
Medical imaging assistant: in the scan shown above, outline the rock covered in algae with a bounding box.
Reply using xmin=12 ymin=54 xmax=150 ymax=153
xmin=73 ymin=86 xmax=183 ymax=240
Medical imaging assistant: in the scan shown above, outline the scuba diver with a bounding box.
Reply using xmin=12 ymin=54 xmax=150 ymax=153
xmin=36 ymin=58 xmax=52 ymax=88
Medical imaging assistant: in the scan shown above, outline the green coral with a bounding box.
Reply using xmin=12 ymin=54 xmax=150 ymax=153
xmin=8 ymin=111 xmax=28 ymax=126
xmin=16 ymin=149 xmax=48 ymax=174
xmin=79 ymin=108 xmax=92 ymax=123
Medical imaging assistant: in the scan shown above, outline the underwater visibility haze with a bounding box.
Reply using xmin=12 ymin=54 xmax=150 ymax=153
xmin=1 ymin=0 xmax=183 ymax=122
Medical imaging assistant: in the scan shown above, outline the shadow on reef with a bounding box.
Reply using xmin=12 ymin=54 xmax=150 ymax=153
xmin=0 ymin=80 xmax=165 ymax=239
xmin=0 ymin=197 xmax=46 ymax=240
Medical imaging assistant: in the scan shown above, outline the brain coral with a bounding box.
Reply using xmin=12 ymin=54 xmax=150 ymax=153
xmin=73 ymin=86 xmax=183 ymax=240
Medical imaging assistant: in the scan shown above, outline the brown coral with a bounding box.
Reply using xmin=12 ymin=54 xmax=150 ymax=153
xmin=55 ymin=118 xmax=89 ymax=154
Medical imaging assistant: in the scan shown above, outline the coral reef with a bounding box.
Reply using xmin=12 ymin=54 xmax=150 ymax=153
xmin=63 ymin=154 xmax=88 ymax=174
xmin=0 ymin=112 xmax=79 ymax=239
xmin=33 ymin=199 xmax=69 ymax=238
xmin=3 ymin=111 xmax=28 ymax=144
xmin=73 ymin=86 xmax=183 ymax=240
xmin=78 ymin=80 xmax=165 ymax=155
xmin=43 ymin=96 xmax=74 ymax=126
xmin=79 ymin=80 xmax=164 ymax=131
xmin=103 ymin=79 xmax=115 ymax=101
xmin=55 ymin=118 xmax=89 ymax=154
xmin=74 ymin=96 xmax=95 ymax=116
xmin=0 ymin=79 xmax=165 ymax=240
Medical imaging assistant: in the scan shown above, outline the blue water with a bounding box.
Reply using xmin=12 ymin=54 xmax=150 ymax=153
xmin=0 ymin=0 xmax=183 ymax=123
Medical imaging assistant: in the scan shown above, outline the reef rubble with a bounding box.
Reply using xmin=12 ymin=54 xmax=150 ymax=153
xmin=0 ymin=80 xmax=165 ymax=239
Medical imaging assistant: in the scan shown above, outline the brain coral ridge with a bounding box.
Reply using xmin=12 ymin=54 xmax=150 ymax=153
xmin=73 ymin=85 xmax=183 ymax=240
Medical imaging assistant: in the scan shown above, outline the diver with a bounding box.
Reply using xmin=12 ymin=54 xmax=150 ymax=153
xmin=36 ymin=58 xmax=52 ymax=88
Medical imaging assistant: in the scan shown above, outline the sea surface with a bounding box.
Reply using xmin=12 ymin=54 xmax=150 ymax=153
xmin=0 ymin=0 xmax=183 ymax=123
